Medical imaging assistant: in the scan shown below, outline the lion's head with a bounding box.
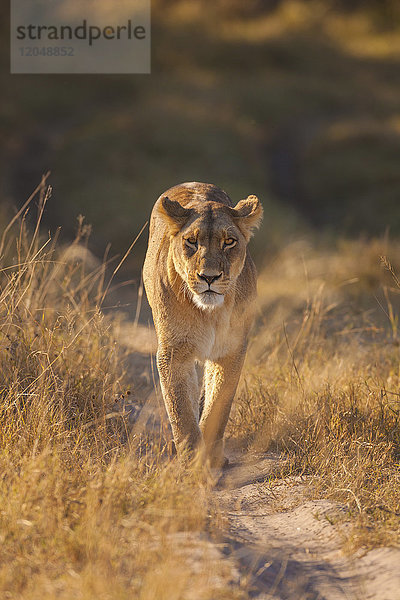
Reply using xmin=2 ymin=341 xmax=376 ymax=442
xmin=158 ymin=183 xmax=263 ymax=310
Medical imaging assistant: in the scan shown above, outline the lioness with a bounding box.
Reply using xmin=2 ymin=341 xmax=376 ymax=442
xmin=143 ymin=182 xmax=262 ymax=467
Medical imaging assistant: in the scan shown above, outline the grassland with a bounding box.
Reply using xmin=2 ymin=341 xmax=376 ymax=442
xmin=0 ymin=179 xmax=399 ymax=598
xmin=2 ymin=2 xmax=400 ymax=596
xmin=0 ymin=183 xmax=231 ymax=599
xmin=231 ymin=236 xmax=400 ymax=551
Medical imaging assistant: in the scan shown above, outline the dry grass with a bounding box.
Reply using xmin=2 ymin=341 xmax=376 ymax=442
xmin=0 ymin=182 xmax=240 ymax=600
xmin=2 ymin=181 xmax=400 ymax=599
xmin=230 ymin=237 xmax=400 ymax=551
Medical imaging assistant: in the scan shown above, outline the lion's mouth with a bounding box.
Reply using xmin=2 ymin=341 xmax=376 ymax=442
xmin=192 ymin=288 xmax=225 ymax=310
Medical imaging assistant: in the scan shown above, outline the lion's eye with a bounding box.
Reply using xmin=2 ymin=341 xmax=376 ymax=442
xmin=224 ymin=238 xmax=237 ymax=248
xmin=185 ymin=237 xmax=197 ymax=249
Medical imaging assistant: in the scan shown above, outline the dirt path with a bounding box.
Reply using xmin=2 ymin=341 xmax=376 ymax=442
xmin=121 ymin=327 xmax=400 ymax=600
xmin=216 ymin=453 xmax=400 ymax=600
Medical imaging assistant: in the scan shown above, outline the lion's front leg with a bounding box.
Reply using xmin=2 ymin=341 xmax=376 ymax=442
xmin=199 ymin=349 xmax=246 ymax=467
xmin=157 ymin=346 xmax=202 ymax=458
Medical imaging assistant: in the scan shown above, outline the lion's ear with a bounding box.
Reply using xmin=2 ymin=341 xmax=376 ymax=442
xmin=158 ymin=196 xmax=193 ymax=233
xmin=229 ymin=195 xmax=263 ymax=241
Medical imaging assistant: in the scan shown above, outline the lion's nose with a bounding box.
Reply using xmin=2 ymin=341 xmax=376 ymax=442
xmin=197 ymin=272 xmax=222 ymax=286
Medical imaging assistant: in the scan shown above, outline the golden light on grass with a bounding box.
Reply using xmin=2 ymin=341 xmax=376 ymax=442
xmin=230 ymin=239 xmax=400 ymax=550
xmin=0 ymin=180 xmax=228 ymax=599
xmin=1 ymin=178 xmax=400 ymax=598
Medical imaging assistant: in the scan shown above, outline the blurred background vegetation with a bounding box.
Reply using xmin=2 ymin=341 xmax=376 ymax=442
xmin=2 ymin=0 xmax=400 ymax=282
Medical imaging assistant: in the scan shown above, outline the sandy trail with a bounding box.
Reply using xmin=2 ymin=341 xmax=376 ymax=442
xmin=216 ymin=453 xmax=400 ymax=600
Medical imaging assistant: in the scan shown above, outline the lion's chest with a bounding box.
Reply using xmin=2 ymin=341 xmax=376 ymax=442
xmin=195 ymin=313 xmax=241 ymax=362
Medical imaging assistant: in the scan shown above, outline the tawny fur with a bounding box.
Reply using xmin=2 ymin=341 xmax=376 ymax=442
xmin=143 ymin=182 xmax=262 ymax=466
